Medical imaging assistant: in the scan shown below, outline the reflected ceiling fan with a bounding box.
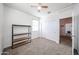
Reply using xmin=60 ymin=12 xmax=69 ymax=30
xmin=30 ymin=3 xmax=51 ymax=14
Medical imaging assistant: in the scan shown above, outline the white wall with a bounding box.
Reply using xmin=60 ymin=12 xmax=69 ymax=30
xmin=41 ymin=15 xmax=60 ymax=43
xmin=0 ymin=4 xmax=4 ymax=54
xmin=41 ymin=6 xmax=72 ymax=44
xmin=3 ymin=5 xmax=40 ymax=48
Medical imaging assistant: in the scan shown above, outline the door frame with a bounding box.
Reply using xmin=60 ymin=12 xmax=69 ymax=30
xmin=59 ymin=17 xmax=72 ymax=44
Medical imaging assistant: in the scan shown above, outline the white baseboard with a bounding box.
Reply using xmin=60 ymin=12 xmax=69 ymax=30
xmin=31 ymin=37 xmax=40 ymax=40
xmin=41 ymin=37 xmax=59 ymax=44
xmin=0 ymin=51 xmax=3 ymax=55
xmin=78 ymin=50 xmax=79 ymax=54
xmin=0 ymin=52 xmax=1 ymax=55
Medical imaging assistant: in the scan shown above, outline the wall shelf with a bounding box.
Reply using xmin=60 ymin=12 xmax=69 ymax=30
xmin=13 ymin=33 xmax=31 ymax=36
xmin=13 ymin=37 xmax=30 ymax=42
xmin=12 ymin=24 xmax=31 ymax=27
xmin=12 ymin=24 xmax=31 ymax=49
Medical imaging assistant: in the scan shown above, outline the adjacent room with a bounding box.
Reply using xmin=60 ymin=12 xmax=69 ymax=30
xmin=60 ymin=17 xmax=72 ymax=47
xmin=0 ymin=3 xmax=74 ymax=55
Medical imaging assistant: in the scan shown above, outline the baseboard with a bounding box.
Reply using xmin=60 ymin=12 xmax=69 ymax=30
xmin=31 ymin=37 xmax=40 ymax=40
xmin=0 ymin=52 xmax=2 ymax=55
xmin=78 ymin=50 xmax=79 ymax=55
xmin=2 ymin=46 xmax=11 ymax=52
xmin=41 ymin=37 xmax=59 ymax=44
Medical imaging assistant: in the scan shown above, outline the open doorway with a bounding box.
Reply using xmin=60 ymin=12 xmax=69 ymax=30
xmin=60 ymin=17 xmax=72 ymax=47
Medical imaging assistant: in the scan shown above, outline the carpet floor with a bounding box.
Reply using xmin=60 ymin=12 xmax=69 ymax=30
xmin=4 ymin=38 xmax=72 ymax=55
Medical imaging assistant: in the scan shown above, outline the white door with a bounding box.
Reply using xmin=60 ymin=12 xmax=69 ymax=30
xmin=74 ymin=15 xmax=79 ymax=53
xmin=0 ymin=4 xmax=3 ymax=55
xmin=73 ymin=4 xmax=79 ymax=54
xmin=77 ymin=15 xmax=79 ymax=53
xmin=72 ymin=15 xmax=78 ymax=54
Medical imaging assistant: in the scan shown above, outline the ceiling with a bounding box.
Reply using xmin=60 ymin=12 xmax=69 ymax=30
xmin=4 ymin=3 xmax=74 ymax=18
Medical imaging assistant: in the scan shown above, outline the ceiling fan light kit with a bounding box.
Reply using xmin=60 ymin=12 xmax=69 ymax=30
xmin=37 ymin=6 xmax=42 ymax=10
xmin=31 ymin=3 xmax=51 ymax=14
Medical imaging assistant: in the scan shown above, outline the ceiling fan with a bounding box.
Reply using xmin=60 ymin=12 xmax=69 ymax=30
xmin=30 ymin=3 xmax=51 ymax=14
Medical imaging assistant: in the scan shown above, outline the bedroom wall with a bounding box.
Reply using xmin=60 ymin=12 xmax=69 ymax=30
xmin=41 ymin=6 xmax=72 ymax=44
xmin=0 ymin=4 xmax=4 ymax=54
xmin=41 ymin=15 xmax=60 ymax=43
xmin=3 ymin=5 xmax=40 ymax=48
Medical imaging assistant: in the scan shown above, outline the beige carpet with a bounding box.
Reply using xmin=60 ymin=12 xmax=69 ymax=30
xmin=5 ymin=38 xmax=72 ymax=55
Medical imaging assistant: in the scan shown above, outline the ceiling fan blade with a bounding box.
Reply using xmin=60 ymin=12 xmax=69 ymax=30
xmin=38 ymin=3 xmax=42 ymax=5
xmin=31 ymin=5 xmax=37 ymax=7
xmin=41 ymin=6 xmax=48 ymax=8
